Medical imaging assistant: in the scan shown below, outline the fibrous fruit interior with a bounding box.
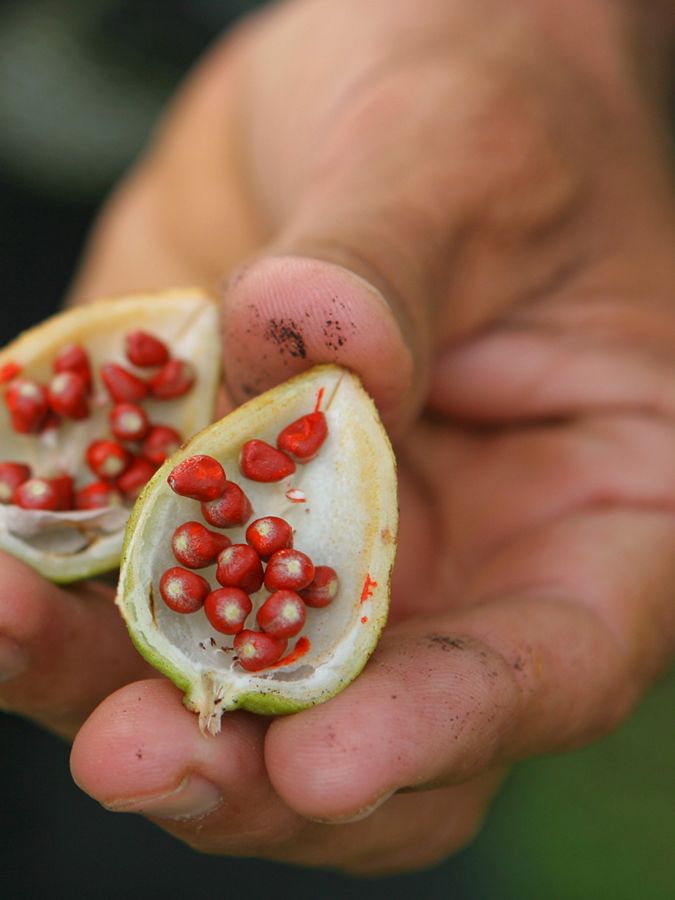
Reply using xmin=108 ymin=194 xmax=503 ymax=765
xmin=116 ymin=365 xmax=398 ymax=734
xmin=0 ymin=290 xmax=221 ymax=582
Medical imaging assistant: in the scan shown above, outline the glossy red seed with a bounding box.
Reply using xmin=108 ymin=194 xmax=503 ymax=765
xmin=86 ymin=440 xmax=131 ymax=480
xmin=125 ymin=330 xmax=169 ymax=368
xmin=141 ymin=424 xmax=182 ymax=466
xmin=53 ymin=344 xmax=92 ymax=390
xmin=109 ymin=402 xmax=150 ymax=442
xmin=159 ymin=567 xmax=210 ymax=613
xmin=257 ymin=590 xmax=306 ymax=639
xmin=201 ymin=481 xmax=252 ymax=528
xmin=245 ymin=516 xmax=293 ymax=559
xmin=47 ymin=371 xmax=89 ymax=420
xmin=299 ymin=565 xmax=339 ymax=608
xmin=3 ymin=379 xmax=49 ymax=433
xmin=167 ymin=454 xmax=226 ymax=502
xmin=234 ymin=630 xmax=287 ymax=671
xmin=0 ymin=462 xmax=31 ymax=503
xmin=149 ymin=359 xmax=195 ymax=399
xmin=240 ymin=439 xmax=295 ymax=482
xmin=216 ymin=544 xmax=264 ymax=594
xmin=204 ymin=588 xmax=252 ymax=634
xmin=13 ymin=477 xmax=59 ymax=510
xmin=264 ymin=548 xmax=315 ymax=592
xmin=100 ymin=363 xmax=148 ymax=403
xmin=51 ymin=475 xmax=75 ymax=510
xmin=277 ymin=411 xmax=328 ymax=462
xmin=75 ymin=481 xmax=120 ymax=510
xmin=172 ymin=521 xmax=231 ymax=568
xmin=116 ymin=455 xmax=157 ymax=499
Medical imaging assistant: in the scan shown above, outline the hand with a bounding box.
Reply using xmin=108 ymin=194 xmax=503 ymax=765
xmin=3 ymin=0 xmax=675 ymax=875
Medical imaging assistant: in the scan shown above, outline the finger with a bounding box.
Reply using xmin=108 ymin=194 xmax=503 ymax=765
xmin=264 ymin=508 xmax=675 ymax=821
xmin=70 ymin=678 xmax=503 ymax=873
xmin=0 ymin=553 xmax=152 ymax=738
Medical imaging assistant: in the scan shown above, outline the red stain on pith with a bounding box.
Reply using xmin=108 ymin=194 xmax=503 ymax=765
xmin=0 ymin=361 xmax=22 ymax=384
xmin=360 ymin=574 xmax=378 ymax=603
xmin=314 ymin=387 xmax=325 ymax=412
xmin=269 ymin=635 xmax=311 ymax=669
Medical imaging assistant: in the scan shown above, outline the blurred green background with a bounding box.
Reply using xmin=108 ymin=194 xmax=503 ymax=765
xmin=0 ymin=1 xmax=672 ymax=897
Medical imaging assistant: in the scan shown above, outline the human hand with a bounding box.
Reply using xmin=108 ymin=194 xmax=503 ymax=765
xmin=3 ymin=0 xmax=675 ymax=875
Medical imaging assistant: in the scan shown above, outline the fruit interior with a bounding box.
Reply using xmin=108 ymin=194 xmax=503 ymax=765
xmin=118 ymin=366 xmax=398 ymax=732
xmin=0 ymin=291 xmax=220 ymax=581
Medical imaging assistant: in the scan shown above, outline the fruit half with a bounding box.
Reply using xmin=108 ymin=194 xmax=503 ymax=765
xmin=116 ymin=365 xmax=397 ymax=733
xmin=0 ymin=290 xmax=221 ymax=582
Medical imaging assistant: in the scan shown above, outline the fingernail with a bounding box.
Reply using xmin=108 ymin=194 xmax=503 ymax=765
xmin=0 ymin=635 xmax=27 ymax=682
xmin=104 ymin=775 xmax=223 ymax=821
xmin=307 ymin=788 xmax=396 ymax=825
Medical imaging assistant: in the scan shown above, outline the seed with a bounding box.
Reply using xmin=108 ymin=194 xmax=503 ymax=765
xmin=233 ymin=629 xmax=287 ymax=671
xmin=3 ymin=378 xmax=49 ymax=433
xmin=75 ymin=481 xmax=120 ymax=510
xmin=277 ymin=411 xmax=328 ymax=462
xmin=215 ymin=544 xmax=264 ymax=594
xmin=125 ymin=330 xmax=169 ymax=368
xmin=299 ymin=565 xmax=339 ymax=608
xmin=172 ymin=521 xmax=232 ymax=568
xmin=245 ymin=516 xmax=293 ymax=559
xmin=116 ymin=455 xmax=157 ymax=499
xmin=0 ymin=462 xmax=31 ymax=503
xmin=13 ymin=477 xmax=59 ymax=510
xmin=47 ymin=371 xmax=90 ymax=420
xmin=141 ymin=424 xmax=182 ymax=466
xmin=100 ymin=363 xmax=148 ymax=403
xmin=264 ymin=548 xmax=315 ymax=592
xmin=109 ymin=402 xmax=150 ymax=442
xmin=149 ymin=359 xmax=195 ymax=399
xmin=159 ymin=567 xmax=210 ymax=613
xmin=86 ymin=439 xmax=131 ymax=480
xmin=167 ymin=454 xmax=227 ymax=501
xmin=239 ymin=439 xmax=295 ymax=482
xmin=201 ymin=481 xmax=253 ymax=528
xmin=257 ymin=590 xmax=306 ymax=639
xmin=53 ymin=344 xmax=92 ymax=390
xmin=50 ymin=474 xmax=75 ymax=510
xmin=204 ymin=587 xmax=252 ymax=634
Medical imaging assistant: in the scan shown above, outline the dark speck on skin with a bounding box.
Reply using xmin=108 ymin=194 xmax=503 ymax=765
xmin=428 ymin=635 xmax=466 ymax=651
xmin=264 ymin=318 xmax=307 ymax=359
xmin=135 ymin=749 xmax=143 ymax=759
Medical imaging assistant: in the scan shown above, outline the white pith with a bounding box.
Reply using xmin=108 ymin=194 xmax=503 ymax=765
xmin=0 ymin=290 xmax=221 ymax=582
xmin=117 ymin=366 xmax=398 ymax=733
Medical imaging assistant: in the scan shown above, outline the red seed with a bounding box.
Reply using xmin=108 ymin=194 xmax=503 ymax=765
xmin=4 ymin=379 xmax=49 ymax=433
xmin=125 ymin=330 xmax=169 ymax=368
xmin=172 ymin=521 xmax=231 ymax=568
xmin=141 ymin=424 xmax=183 ymax=466
xmin=0 ymin=462 xmax=31 ymax=503
xmin=47 ymin=371 xmax=90 ymax=420
xmin=245 ymin=516 xmax=293 ymax=560
xmin=14 ymin=477 xmax=59 ymax=510
xmin=204 ymin=587 xmax=252 ymax=634
xmin=75 ymin=481 xmax=120 ymax=510
xmin=264 ymin=548 xmax=315 ymax=592
xmin=149 ymin=359 xmax=195 ymax=399
xmin=240 ymin=439 xmax=295 ymax=482
xmin=116 ymin=455 xmax=157 ymax=499
xmin=159 ymin=567 xmax=210 ymax=613
xmin=109 ymin=402 xmax=150 ymax=442
xmin=299 ymin=565 xmax=339 ymax=608
xmin=201 ymin=481 xmax=252 ymax=528
xmin=234 ymin=629 xmax=287 ymax=671
xmin=50 ymin=474 xmax=75 ymax=510
xmin=167 ymin=454 xmax=226 ymax=501
xmin=86 ymin=439 xmax=131 ymax=480
xmin=277 ymin=411 xmax=328 ymax=462
xmin=100 ymin=363 xmax=148 ymax=403
xmin=216 ymin=544 xmax=264 ymax=594
xmin=53 ymin=344 xmax=92 ymax=390
xmin=257 ymin=590 xmax=306 ymax=639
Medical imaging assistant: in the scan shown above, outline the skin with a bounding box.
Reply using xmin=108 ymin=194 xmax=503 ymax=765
xmin=1 ymin=0 xmax=674 ymax=876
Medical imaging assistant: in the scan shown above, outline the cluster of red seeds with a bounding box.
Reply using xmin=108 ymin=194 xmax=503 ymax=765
xmin=0 ymin=331 xmax=191 ymax=511
xmin=159 ymin=407 xmax=338 ymax=672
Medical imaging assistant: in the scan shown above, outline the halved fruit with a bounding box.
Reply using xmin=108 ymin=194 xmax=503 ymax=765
xmin=0 ymin=290 xmax=221 ymax=582
xmin=116 ymin=365 xmax=397 ymax=734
